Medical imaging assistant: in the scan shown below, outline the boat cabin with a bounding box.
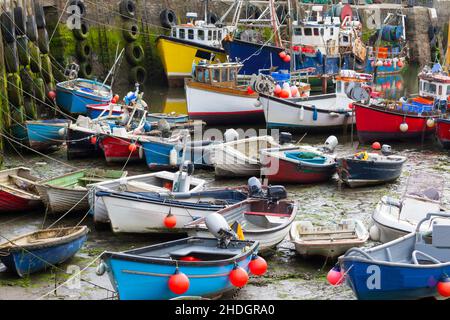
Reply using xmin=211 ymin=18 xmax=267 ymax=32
xmin=334 ymin=69 xmax=373 ymax=98
xmin=170 ymin=19 xmax=231 ymax=48
xmin=192 ymin=62 xmax=242 ymax=88
xmin=418 ymin=74 xmax=450 ymax=102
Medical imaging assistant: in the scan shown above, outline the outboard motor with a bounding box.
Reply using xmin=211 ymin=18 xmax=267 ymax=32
xmin=172 ymin=161 xmax=194 ymax=193
xmin=381 ymin=144 xmax=393 ymax=156
xmin=248 ymin=177 xmax=263 ymax=198
xmin=323 ymin=135 xmax=338 ymax=152
xmin=224 ymin=129 xmax=239 ymax=142
xmin=279 ymin=132 xmax=292 ymax=145
xmin=158 ymin=119 xmax=171 ymax=137
xmin=205 ymin=213 xmax=237 ymax=248
xmin=267 ymin=185 xmax=287 ymax=202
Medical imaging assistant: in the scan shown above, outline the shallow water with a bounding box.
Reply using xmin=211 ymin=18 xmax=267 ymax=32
xmin=0 ymin=66 xmax=449 ymax=300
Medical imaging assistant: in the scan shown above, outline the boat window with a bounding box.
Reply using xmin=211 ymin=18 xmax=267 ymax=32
xmin=438 ymin=85 xmax=442 ymax=96
xmin=230 ymin=68 xmax=236 ymax=81
xmin=218 ymin=30 xmax=222 ymax=40
xmin=172 ymin=28 xmax=176 ymax=37
xmin=336 ymin=80 xmax=342 ymax=93
xmin=221 ymin=68 xmax=229 ymax=82
xmin=188 ymin=29 xmax=194 ymax=40
xmin=320 ymin=28 xmax=324 ymax=36
xmin=212 ymin=68 xmax=220 ymax=82
xmin=294 ymin=28 xmax=302 ymax=36
xmin=208 ymin=30 xmax=212 ymax=41
xmin=314 ymin=28 xmax=319 ymax=36
xmin=179 ymin=28 xmax=185 ymax=39
xmin=429 ymin=83 xmax=436 ymax=94
xmin=330 ymin=28 xmax=334 ymax=36
xmin=304 ymin=28 xmax=312 ymax=36
xmin=198 ymin=29 xmax=205 ymax=41
xmin=447 ymin=85 xmax=450 ymax=96
xmin=214 ymin=30 xmax=218 ymax=41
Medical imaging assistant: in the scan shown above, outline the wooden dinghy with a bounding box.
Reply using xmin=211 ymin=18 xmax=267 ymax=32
xmin=0 ymin=167 xmax=42 ymax=212
xmin=36 ymin=169 xmax=127 ymax=214
xmin=0 ymin=226 xmax=88 ymax=277
xmin=290 ymin=219 xmax=369 ymax=258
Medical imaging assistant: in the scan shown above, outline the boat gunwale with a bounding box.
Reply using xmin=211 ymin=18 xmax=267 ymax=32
xmin=259 ymin=93 xmax=349 ymax=113
xmin=156 ymin=35 xmax=226 ymax=53
xmin=353 ymin=102 xmax=441 ymax=118
xmin=260 ymin=147 xmax=337 ymax=169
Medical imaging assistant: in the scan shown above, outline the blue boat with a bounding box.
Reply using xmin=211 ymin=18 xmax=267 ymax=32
xmin=339 ymin=212 xmax=450 ymax=300
xmin=337 ymin=151 xmax=406 ymax=188
xmin=0 ymin=226 xmax=88 ymax=277
xmin=56 ymin=78 xmax=112 ymax=115
xmin=98 ymin=237 xmax=258 ymax=299
xmin=11 ymin=119 xmax=70 ymax=151
xmin=86 ymin=103 xmax=123 ymax=119
xmin=147 ymin=113 xmax=189 ymax=124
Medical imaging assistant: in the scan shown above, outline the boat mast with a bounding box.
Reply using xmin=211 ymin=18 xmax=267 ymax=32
xmin=269 ymin=0 xmax=281 ymax=48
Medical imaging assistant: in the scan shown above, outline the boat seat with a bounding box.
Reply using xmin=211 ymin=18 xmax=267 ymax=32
xmin=302 ymin=234 xmax=358 ymax=241
xmin=244 ymin=211 xmax=289 ymax=224
xmin=126 ymin=181 xmax=169 ymax=193
xmin=8 ymin=174 xmax=37 ymax=185
xmin=78 ymin=177 xmax=107 ymax=183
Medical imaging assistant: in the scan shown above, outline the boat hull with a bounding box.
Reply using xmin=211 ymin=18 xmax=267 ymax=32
xmin=293 ymin=242 xmax=358 ymax=258
xmin=185 ymin=81 xmax=263 ymax=124
xmin=66 ymin=127 xmax=100 ymax=160
xmin=355 ymin=103 xmax=436 ymax=143
xmin=0 ymin=190 xmax=42 ymax=212
xmin=141 ymin=139 xmax=180 ymax=170
xmin=156 ymin=36 xmax=227 ymax=87
xmin=86 ymin=104 xmax=122 ymax=119
xmin=99 ymin=136 xmax=142 ymax=163
xmin=11 ymin=120 xmax=69 ymax=151
xmin=36 ymin=185 xmax=89 ymax=214
xmin=436 ymin=118 xmax=450 ymax=149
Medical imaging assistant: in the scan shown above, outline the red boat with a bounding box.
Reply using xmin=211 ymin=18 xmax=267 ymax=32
xmin=354 ymin=102 xmax=438 ymax=143
xmin=0 ymin=167 xmax=42 ymax=212
xmin=260 ymin=146 xmax=336 ymax=184
xmin=436 ymin=118 xmax=450 ymax=149
xmin=98 ymin=135 xmax=142 ymax=163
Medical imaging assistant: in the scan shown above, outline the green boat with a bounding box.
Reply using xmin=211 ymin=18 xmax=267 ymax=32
xmin=36 ymin=169 xmax=127 ymax=214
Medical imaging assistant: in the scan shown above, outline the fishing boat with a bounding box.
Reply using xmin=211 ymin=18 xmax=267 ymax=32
xmin=211 ymin=134 xmax=280 ymax=177
xmin=336 ymin=147 xmax=406 ymax=188
xmin=35 ymin=169 xmax=127 ymax=214
xmin=97 ymin=237 xmax=258 ymax=300
xmin=259 ymin=70 xmax=373 ymax=131
xmin=89 ymin=164 xmax=206 ymax=224
xmin=369 ymin=173 xmax=445 ymax=244
xmin=0 ymin=167 xmax=42 ymax=212
xmin=96 ymin=188 xmax=248 ymax=233
xmin=185 ymin=61 xmax=263 ymax=124
xmin=339 ymin=212 xmax=450 ymax=300
xmin=156 ymin=10 xmax=231 ymax=87
xmin=56 ymin=78 xmax=112 ymax=115
xmin=11 ymin=119 xmax=70 ymax=151
xmin=186 ymin=195 xmax=297 ymax=254
xmin=436 ymin=118 xmax=450 ymax=149
xmin=86 ymin=103 xmax=123 ymax=119
xmin=290 ymin=219 xmax=369 ymax=258
xmin=0 ymin=226 xmax=88 ymax=277
xmin=260 ymin=143 xmax=337 ymax=184
xmin=147 ymin=112 xmax=189 ymax=124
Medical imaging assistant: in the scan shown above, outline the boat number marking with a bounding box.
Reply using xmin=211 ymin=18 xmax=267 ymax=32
xmin=366 ymin=265 xmax=381 ymax=290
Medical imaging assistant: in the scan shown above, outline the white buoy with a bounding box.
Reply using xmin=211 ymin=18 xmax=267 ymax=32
xmin=224 ymin=129 xmax=239 ymax=142
xmin=324 ymin=135 xmax=338 ymax=152
xmin=169 ymin=148 xmax=178 ymax=166
xmin=399 ymin=122 xmax=408 ymax=132
xmin=369 ymin=225 xmax=380 ymax=241
xmin=58 ymin=127 xmax=66 ymax=137
xmin=426 ymin=118 xmax=435 ymax=128
xmin=299 ymin=106 xmax=304 ymax=121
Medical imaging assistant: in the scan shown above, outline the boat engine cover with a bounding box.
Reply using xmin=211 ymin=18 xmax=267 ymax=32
xmin=267 ymin=185 xmax=287 ymax=201
xmin=279 ymin=132 xmax=292 ymax=145
xmin=248 ymin=177 xmax=262 ymax=197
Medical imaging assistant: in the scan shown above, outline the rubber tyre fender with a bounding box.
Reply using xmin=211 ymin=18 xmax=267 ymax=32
xmin=29 ymin=42 xmax=42 ymax=73
xmin=11 ymin=106 xmax=25 ymax=124
xmin=125 ymin=42 xmax=144 ymax=65
xmin=68 ymin=0 xmax=87 ymax=18
xmin=76 ymin=40 xmax=92 ymax=61
xmin=14 ymin=6 xmax=27 ymax=36
xmin=122 ymin=20 xmax=139 ymax=42
xmin=35 ymin=2 xmax=46 ymax=29
xmin=24 ymin=98 xmax=38 ymax=120
xmin=4 ymin=41 xmax=20 ymax=73
xmin=159 ymin=9 xmax=177 ymax=29
xmin=26 ymin=15 xmax=38 ymax=42
xmin=33 ymin=77 xmax=46 ymax=102
xmin=0 ymin=11 xmax=16 ymax=43
xmin=78 ymin=62 xmax=93 ymax=78
xmin=17 ymin=36 xmax=30 ymax=66
xmin=7 ymin=74 xmax=24 ymax=107
xmin=37 ymin=27 xmax=50 ymax=54
xmin=119 ymin=0 xmax=136 ymax=19
xmin=20 ymin=68 xmax=35 ymax=95
xmin=128 ymin=66 xmax=147 ymax=84
xmin=40 ymin=54 xmax=53 ymax=83
xmin=73 ymin=19 xmax=89 ymax=40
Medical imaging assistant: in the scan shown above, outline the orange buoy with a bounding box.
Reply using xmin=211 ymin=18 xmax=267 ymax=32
xmin=274 ymin=84 xmax=282 ymax=95
xmin=164 ymin=213 xmax=177 ymax=228
xmin=249 ymin=256 xmax=267 ymax=276
xmin=168 ymin=271 xmax=190 ymax=295
xmin=279 ymin=51 xmax=287 ymax=59
xmin=372 ymin=142 xmax=381 ymax=150
xmin=90 ymin=136 xmax=97 ymax=144
xmin=437 ymin=277 xmax=450 ymax=297
xmin=280 ymin=89 xmax=290 ymax=99
xmin=283 ymin=54 xmax=291 ymax=63
xmin=128 ymin=143 xmax=137 ymax=152
xmin=111 ymin=94 xmax=120 ymax=104
xmin=247 ymin=86 xmax=255 ymax=94
xmin=47 ymin=90 xmax=56 ymax=100
xmin=180 ymin=256 xmax=201 ymax=262
xmin=327 ymin=265 xmax=343 ymax=286
xmin=229 ymin=266 xmax=249 ymax=287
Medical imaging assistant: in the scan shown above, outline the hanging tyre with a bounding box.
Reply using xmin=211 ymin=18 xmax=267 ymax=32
xmin=11 ymin=106 xmax=25 ymax=123
xmin=26 ymin=15 xmax=38 ymax=42
xmin=35 ymin=2 xmax=46 ymax=28
xmin=129 ymin=66 xmax=147 ymax=84
xmin=7 ymin=74 xmax=24 ymax=107
xmin=125 ymin=42 xmax=144 ymax=65
xmin=41 ymin=54 xmax=53 ymax=83
xmin=207 ymin=12 xmax=219 ymax=25
xmin=122 ymin=20 xmax=139 ymax=42
xmin=0 ymin=11 xmax=16 ymax=43
xmin=17 ymin=36 xmax=30 ymax=66
xmin=14 ymin=6 xmax=27 ymax=36
xmin=159 ymin=9 xmax=177 ymax=28
xmin=73 ymin=20 xmax=89 ymax=40
xmin=37 ymin=27 xmax=50 ymax=54
xmin=33 ymin=77 xmax=46 ymax=102
xmin=20 ymin=68 xmax=35 ymax=95
xmin=69 ymin=0 xmax=87 ymax=18
xmin=24 ymin=98 xmax=38 ymax=120
xmin=119 ymin=0 xmax=136 ymax=18
xmin=78 ymin=62 xmax=93 ymax=78
xmin=4 ymin=41 xmax=19 ymax=73
xmin=29 ymin=42 xmax=42 ymax=73
xmin=76 ymin=40 xmax=92 ymax=61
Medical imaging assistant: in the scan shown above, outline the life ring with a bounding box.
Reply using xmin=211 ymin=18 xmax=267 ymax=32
xmin=37 ymin=27 xmax=50 ymax=54
xmin=159 ymin=9 xmax=177 ymax=29
xmin=354 ymin=151 xmax=369 ymax=161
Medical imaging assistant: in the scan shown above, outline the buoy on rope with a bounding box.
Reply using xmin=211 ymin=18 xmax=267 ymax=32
xmin=229 ymin=266 xmax=249 ymax=287
xmin=168 ymin=270 xmax=190 ymax=295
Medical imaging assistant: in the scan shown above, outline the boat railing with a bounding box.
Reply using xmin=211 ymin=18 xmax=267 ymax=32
xmin=415 ymin=212 xmax=450 ymax=233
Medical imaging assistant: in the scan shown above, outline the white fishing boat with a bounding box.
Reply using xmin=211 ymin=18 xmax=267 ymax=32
xmin=211 ymin=134 xmax=280 ymax=177
xmin=290 ymin=218 xmax=369 ymax=258
xmin=89 ymin=164 xmax=206 ymax=224
xmin=185 ymin=196 xmax=297 ymax=254
xmin=370 ymin=173 xmax=445 ymax=243
xmin=259 ymin=70 xmax=373 ymax=130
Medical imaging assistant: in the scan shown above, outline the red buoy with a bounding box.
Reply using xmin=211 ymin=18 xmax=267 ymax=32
xmin=279 ymin=51 xmax=287 ymax=59
xmin=274 ymin=84 xmax=282 ymax=95
xmin=168 ymin=271 xmax=190 ymax=295
xmin=283 ymin=55 xmax=291 ymax=63
xmin=437 ymin=277 xmax=450 ymax=297
xmin=327 ymin=265 xmax=343 ymax=286
xmin=397 ymin=60 xmax=404 ymax=68
xmin=128 ymin=143 xmax=137 ymax=152
xmin=90 ymin=136 xmax=97 ymax=144
xmin=111 ymin=94 xmax=120 ymax=104
xmin=247 ymin=86 xmax=255 ymax=94
xmin=372 ymin=141 xmax=381 ymax=150
xmin=164 ymin=213 xmax=177 ymax=228
xmin=249 ymin=256 xmax=267 ymax=276
xmin=47 ymin=90 xmax=56 ymax=100
xmin=280 ymin=89 xmax=290 ymax=99
xmin=229 ymin=266 xmax=248 ymax=287
xmin=180 ymin=256 xmax=201 ymax=262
